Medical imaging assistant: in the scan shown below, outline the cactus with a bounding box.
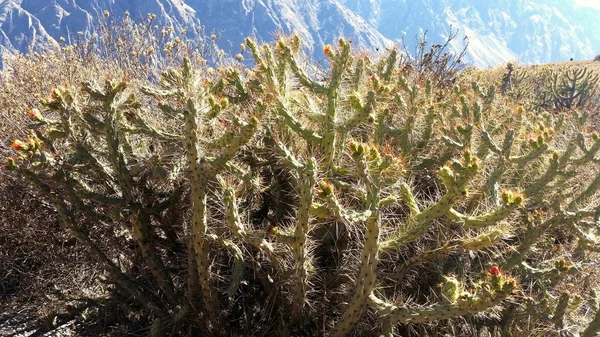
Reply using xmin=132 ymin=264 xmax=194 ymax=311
xmin=331 ymin=143 xmax=386 ymax=337
xmin=290 ymin=157 xmax=318 ymax=316
xmin=544 ymin=67 xmax=599 ymax=109
xmin=7 ymin=33 xmax=600 ymax=336
xmin=369 ymin=275 xmax=516 ymax=326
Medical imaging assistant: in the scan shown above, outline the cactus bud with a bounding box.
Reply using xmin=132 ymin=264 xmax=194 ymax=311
xmin=490 ymin=265 xmax=502 ymax=290
xmin=12 ymin=140 xmax=26 ymax=151
xmin=501 ymin=191 xmax=510 ymax=204
xmin=371 ymin=73 xmax=380 ymax=88
xmin=349 ymin=92 xmax=363 ymax=110
xmin=367 ymin=147 xmax=381 ymax=163
xmin=51 ymin=88 xmax=61 ymax=99
xmin=503 ymin=279 xmax=517 ymax=292
xmin=349 ymin=142 xmax=367 ymax=158
xmin=512 ymin=194 xmax=524 ymax=206
xmin=5 ymin=157 xmax=18 ymax=171
xmin=290 ymin=35 xmax=301 ymax=53
xmin=453 ymin=85 xmax=461 ymax=95
xmin=441 ymin=276 xmax=460 ymax=303
xmin=472 ymin=102 xmax=482 ymax=122
xmin=318 ymin=181 xmax=334 ymax=198
xmin=323 ymin=44 xmax=332 ymax=55
xmin=536 ymin=135 xmax=544 ymax=148
xmin=28 ymin=108 xmax=43 ymax=121
xmin=554 ymin=258 xmax=571 ymax=272
xmin=438 ymin=166 xmax=455 ymax=186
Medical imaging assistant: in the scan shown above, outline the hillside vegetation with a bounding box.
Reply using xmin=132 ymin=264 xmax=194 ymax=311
xmin=1 ymin=14 xmax=600 ymax=337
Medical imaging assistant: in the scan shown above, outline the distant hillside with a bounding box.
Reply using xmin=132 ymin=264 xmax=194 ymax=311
xmin=0 ymin=0 xmax=599 ymax=67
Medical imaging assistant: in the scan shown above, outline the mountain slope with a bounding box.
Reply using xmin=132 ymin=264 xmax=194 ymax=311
xmin=0 ymin=0 xmax=599 ymax=67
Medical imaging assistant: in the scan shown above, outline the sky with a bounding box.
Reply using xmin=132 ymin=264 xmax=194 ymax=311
xmin=574 ymin=0 xmax=600 ymax=9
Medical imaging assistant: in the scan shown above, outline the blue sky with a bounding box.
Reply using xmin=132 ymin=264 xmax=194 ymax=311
xmin=574 ymin=0 xmax=600 ymax=9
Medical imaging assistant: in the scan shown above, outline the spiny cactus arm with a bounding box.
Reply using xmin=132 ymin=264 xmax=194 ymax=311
xmin=484 ymin=166 xmax=507 ymax=204
xmin=223 ymin=67 xmax=249 ymax=100
xmin=104 ymin=110 xmax=135 ymax=200
xmin=183 ymin=97 xmax=220 ymax=323
xmin=278 ymin=40 xmax=329 ymax=94
xmin=374 ymin=109 xmax=390 ymax=146
xmin=206 ymin=117 xmax=259 ymax=165
xmin=315 ymin=181 xmax=371 ymax=222
xmin=581 ymin=306 xmax=600 ymax=337
xmin=481 ymin=130 xmax=502 ymax=154
xmin=381 ymin=48 xmax=398 ymax=82
xmin=132 ymin=210 xmax=177 ymax=304
xmin=442 ymin=134 xmax=464 ymax=149
xmin=415 ymin=107 xmax=437 ymax=150
xmin=379 ymin=195 xmax=398 ymax=207
xmin=523 ymin=144 xmax=575 ymax=197
xmin=322 ymin=39 xmax=352 ymax=173
xmin=502 ymin=209 xmax=594 ymax=269
xmin=310 ymin=203 xmax=330 ymax=217
xmin=18 ymin=169 xmax=160 ymax=311
xmin=589 ymin=290 xmax=599 ymax=313
xmin=448 ymin=191 xmax=524 ymax=229
xmin=269 ymin=227 xmax=296 ymax=244
xmin=291 ymin=157 xmax=318 ymax=316
xmin=204 ymin=234 xmax=244 ymax=298
xmin=574 ymin=135 xmax=600 ymax=165
xmin=480 ymin=130 xmax=513 ymax=200
xmin=339 ymin=91 xmax=376 ymax=133
xmin=381 ymin=155 xmax=478 ymax=251
xmin=509 ymin=143 xmax=549 ymax=164
xmin=368 ymin=281 xmax=515 ymax=325
xmin=189 ymin=165 xmax=220 ymax=323
xmin=276 ymin=54 xmax=287 ymax=93
xmin=517 ymin=260 xmax=574 ymax=281
xmin=87 ymin=81 xmax=136 ymax=201
xmin=245 ymin=38 xmax=268 ymax=72
xmin=221 ymin=180 xmax=281 ymax=271
xmin=352 ymin=57 xmax=365 ymax=91
xmin=400 ymin=182 xmax=420 ymax=216
xmin=277 ymin=100 xmax=323 ymax=144
xmin=219 ymin=162 xmax=261 ymax=190
xmin=274 ymin=141 xmax=304 ymax=171
xmin=395 ymin=229 xmax=503 ymax=280
xmin=121 ymin=109 xmax=184 ymax=141
xmin=553 ymin=294 xmax=570 ymax=329
xmin=140 ymin=86 xmax=181 ymax=100
xmin=569 ymin=169 xmax=600 ymax=209
xmin=573 ymin=224 xmax=600 ymax=254
xmin=331 ymin=148 xmax=382 ymax=337
xmin=395 ymin=112 xmax=416 ymax=155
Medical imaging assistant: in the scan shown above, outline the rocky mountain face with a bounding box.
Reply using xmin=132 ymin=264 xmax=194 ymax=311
xmin=0 ymin=0 xmax=599 ymax=67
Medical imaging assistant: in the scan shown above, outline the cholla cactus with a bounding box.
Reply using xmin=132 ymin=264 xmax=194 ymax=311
xmin=6 ymin=34 xmax=600 ymax=336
